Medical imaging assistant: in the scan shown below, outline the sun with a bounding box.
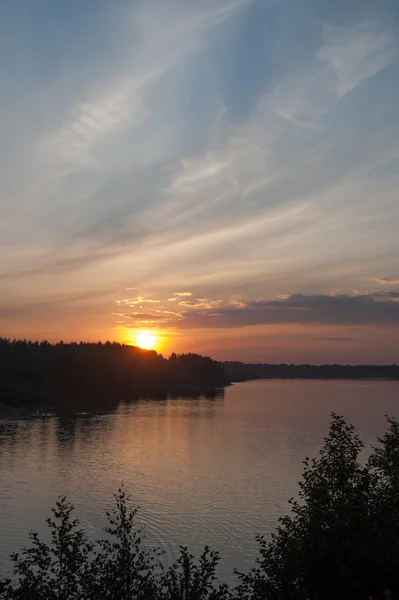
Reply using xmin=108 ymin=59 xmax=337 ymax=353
xmin=135 ymin=330 xmax=157 ymax=350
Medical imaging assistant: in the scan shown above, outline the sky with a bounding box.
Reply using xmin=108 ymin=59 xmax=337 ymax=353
xmin=1 ymin=0 xmax=399 ymax=363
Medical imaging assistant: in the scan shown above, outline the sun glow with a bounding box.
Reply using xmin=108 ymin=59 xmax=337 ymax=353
xmin=135 ymin=330 xmax=157 ymax=350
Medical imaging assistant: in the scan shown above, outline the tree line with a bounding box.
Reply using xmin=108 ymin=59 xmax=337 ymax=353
xmin=0 ymin=338 xmax=225 ymax=410
xmin=2 ymin=414 xmax=399 ymax=599
xmin=224 ymin=361 xmax=399 ymax=382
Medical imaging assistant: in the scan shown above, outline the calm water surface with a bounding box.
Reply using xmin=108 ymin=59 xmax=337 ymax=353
xmin=1 ymin=379 xmax=399 ymax=581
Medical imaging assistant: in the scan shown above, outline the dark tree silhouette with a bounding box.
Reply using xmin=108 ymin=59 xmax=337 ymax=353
xmin=0 ymin=338 xmax=225 ymax=411
xmin=235 ymin=414 xmax=399 ymax=600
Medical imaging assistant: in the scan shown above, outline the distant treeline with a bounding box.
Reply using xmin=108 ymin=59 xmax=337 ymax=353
xmin=0 ymin=338 xmax=225 ymax=409
xmin=224 ymin=361 xmax=399 ymax=381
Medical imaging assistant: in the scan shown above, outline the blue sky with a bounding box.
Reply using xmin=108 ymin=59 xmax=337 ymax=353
xmin=1 ymin=0 xmax=399 ymax=362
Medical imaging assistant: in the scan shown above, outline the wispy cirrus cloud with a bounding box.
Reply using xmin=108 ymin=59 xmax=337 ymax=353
xmin=318 ymin=22 xmax=396 ymax=98
xmin=35 ymin=0 xmax=251 ymax=175
xmin=36 ymin=77 xmax=151 ymax=174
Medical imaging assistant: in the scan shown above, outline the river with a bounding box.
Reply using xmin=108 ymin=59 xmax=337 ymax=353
xmin=1 ymin=379 xmax=399 ymax=581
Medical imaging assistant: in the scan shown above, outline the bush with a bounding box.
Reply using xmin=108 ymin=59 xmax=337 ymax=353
xmin=0 ymin=487 xmax=229 ymax=600
xmin=2 ymin=414 xmax=399 ymax=599
xmin=235 ymin=414 xmax=399 ymax=600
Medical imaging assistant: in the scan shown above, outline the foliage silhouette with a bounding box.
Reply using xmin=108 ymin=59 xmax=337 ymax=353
xmin=0 ymin=487 xmax=229 ymax=600
xmin=234 ymin=414 xmax=399 ymax=600
xmin=3 ymin=415 xmax=399 ymax=599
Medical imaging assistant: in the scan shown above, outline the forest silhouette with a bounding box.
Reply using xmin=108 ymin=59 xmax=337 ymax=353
xmin=0 ymin=338 xmax=225 ymax=411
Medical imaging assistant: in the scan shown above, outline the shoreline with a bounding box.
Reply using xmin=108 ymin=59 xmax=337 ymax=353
xmin=2 ymin=377 xmax=399 ymax=421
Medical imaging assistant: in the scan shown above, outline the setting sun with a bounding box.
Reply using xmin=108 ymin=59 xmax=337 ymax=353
xmin=136 ymin=330 xmax=157 ymax=350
